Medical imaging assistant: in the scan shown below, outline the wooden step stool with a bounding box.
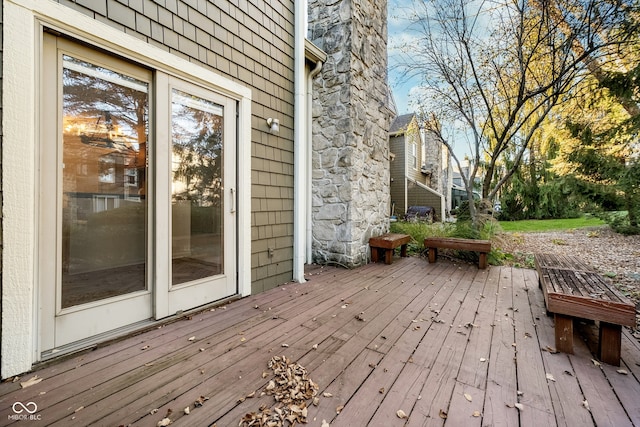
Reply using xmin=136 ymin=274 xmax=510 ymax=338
xmin=369 ymin=233 xmax=411 ymax=264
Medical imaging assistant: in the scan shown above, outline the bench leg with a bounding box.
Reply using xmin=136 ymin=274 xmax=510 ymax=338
xmin=427 ymin=247 xmax=437 ymax=263
xmin=400 ymin=244 xmax=408 ymax=258
xmin=371 ymin=247 xmax=379 ymax=263
xmin=555 ymin=314 xmax=574 ymax=354
xmin=598 ymin=322 xmax=622 ymax=366
xmin=384 ymin=248 xmax=393 ymax=264
xmin=478 ymin=252 xmax=487 ymax=269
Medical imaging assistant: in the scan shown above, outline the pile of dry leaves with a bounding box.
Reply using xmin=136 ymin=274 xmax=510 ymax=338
xmin=239 ymin=355 xmax=319 ymax=426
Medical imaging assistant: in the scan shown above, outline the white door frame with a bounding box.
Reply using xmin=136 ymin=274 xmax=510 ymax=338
xmin=2 ymin=0 xmax=252 ymax=378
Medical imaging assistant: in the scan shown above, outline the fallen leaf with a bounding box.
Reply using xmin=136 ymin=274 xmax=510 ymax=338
xmin=323 ymin=392 xmax=333 ymax=398
xmin=464 ymin=393 xmax=473 ymax=402
xmin=74 ymin=406 xmax=84 ymax=413
xmin=616 ymin=369 xmax=628 ymax=375
xmin=281 ymin=343 xmax=289 ymax=348
xmin=514 ymin=403 xmax=524 ymax=411
xmin=321 ymin=420 xmax=330 ymax=427
xmin=582 ymin=400 xmax=590 ymax=411
xmin=336 ymin=405 xmax=344 ymax=414
xmin=480 ymin=357 xmax=487 ymax=362
xmin=194 ymin=396 xmax=209 ymax=407
xmin=157 ymin=418 xmax=172 ymax=427
xmin=246 ymin=391 xmax=256 ymax=398
xmin=312 ymin=344 xmax=318 ymax=350
xmin=240 ymin=337 xmax=246 ymax=342
xmin=546 ymin=373 xmax=556 ymax=382
xmin=188 ymin=336 xmax=196 ymax=341
xmin=544 ymin=346 xmax=559 ymax=354
xmin=591 ymin=359 xmax=601 ymax=366
xmin=517 ymin=390 xmax=524 ymax=396
xmin=379 ymin=387 xmax=385 ymax=394
xmin=563 ymin=370 xmax=574 ymax=376
xmin=397 ymin=409 xmax=408 ymax=419
xmin=20 ymin=376 xmax=43 ymax=389
xmin=472 ymin=411 xmax=481 ymax=417
xmin=439 ymin=409 xmax=448 ymax=419
xmin=141 ymin=345 xmax=149 ymax=350
xmin=183 ymin=407 xmax=190 ymax=415
xmin=149 ymin=408 xmax=159 ymax=415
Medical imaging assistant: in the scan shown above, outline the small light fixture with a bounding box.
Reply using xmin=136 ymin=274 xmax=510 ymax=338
xmin=267 ymin=117 xmax=280 ymax=133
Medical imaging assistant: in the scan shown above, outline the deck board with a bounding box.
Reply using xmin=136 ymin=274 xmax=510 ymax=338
xmin=483 ymin=266 xmax=520 ymax=427
xmin=0 ymin=258 xmax=638 ymax=427
xmin=523 ymin=268 xmax=595 ymax=427
xmin=512 ymin=267 xmax=557 ymax=427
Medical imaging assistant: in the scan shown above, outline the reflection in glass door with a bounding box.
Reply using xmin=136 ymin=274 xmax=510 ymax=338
xmin=41 ymin=35 xmax=238 ymax=353
xmin=160 ymin=78 xmax=237 ymax=316
xmin=40 ymin=34 xmax=154 ymax=351
xmin=61 ymin=55 xmax=149 ymax=308
xmin=171 ymin=90 xmax=225 ymax=286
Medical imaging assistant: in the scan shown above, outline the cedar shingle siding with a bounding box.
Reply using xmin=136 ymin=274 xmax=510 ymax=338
xmin=39 ymin=0 xmax=296 ymax=293
xmin=389 ymin=137 xmax=406 ymax=217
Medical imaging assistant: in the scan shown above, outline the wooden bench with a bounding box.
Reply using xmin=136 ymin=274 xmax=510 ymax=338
xmin=535 ymin=253 xmax=636 ymax=366
xmin=369 ymin=233 xmax=411 ymax=264
xmin=423 ymin=237 xmax=491 ymax=269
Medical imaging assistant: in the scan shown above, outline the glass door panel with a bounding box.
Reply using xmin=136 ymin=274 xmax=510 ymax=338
xmin=61 ymin=55 xmax=149 ymax=308
xmin=171 ymin=89 xmax=224 ymax=286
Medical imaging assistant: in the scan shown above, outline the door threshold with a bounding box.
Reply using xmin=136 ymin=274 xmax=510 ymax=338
xmin=37 ymin=294 xmax=242 ymax=369
xmin=40 ymin=318 xmax=157 ymax=362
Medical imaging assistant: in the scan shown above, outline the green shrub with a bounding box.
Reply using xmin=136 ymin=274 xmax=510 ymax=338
xmin=597 ymin=211 xmax=640 ymax=235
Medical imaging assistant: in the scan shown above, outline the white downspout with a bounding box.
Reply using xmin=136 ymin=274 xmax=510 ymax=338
xmin=293 ymin=0 xmax=308 ymax=283
xmin=306 ymin=60 xmax=323 ymax=263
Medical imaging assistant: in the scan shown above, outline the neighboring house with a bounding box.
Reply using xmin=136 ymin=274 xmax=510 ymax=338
xmin=451 ymin=160 xmax=480 ymax=211
xmin=389 ymin=113 xmax=445 ymax=221
xmin=1 ymin=0 xmax=391 ymax=378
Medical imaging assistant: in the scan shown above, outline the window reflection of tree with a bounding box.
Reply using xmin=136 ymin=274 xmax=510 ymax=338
xmin=171 ymin=96 xmax=223 ymax=208
xmin=62 ymin=56 xmax=148 ymax=196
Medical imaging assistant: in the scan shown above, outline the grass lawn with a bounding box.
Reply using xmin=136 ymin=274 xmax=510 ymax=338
xmin=498 ymin=216 xmax=606 ymax=232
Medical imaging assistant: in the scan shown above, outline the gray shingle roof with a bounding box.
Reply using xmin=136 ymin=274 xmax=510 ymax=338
xmin=389 ymin=113 xmax=415 ymax=135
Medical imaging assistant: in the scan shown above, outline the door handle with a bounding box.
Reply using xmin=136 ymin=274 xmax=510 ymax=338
xmin=230 ymin=188 xmax=236 ymax=213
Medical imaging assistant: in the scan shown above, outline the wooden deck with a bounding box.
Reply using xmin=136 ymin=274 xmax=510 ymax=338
xmin=1 ymin=257 xmax=639 ymax=426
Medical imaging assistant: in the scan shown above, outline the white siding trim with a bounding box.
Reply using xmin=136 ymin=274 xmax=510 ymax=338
xmin=2 ymin=0 xmax=37 ymax=378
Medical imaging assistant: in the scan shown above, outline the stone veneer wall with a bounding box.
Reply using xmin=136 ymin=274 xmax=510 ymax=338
xmin=308 ymin=0 xmax=392 ymax=267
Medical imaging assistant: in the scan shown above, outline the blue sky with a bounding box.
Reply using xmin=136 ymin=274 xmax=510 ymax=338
xmin=387 ymin=0 xmax=419 ymax=115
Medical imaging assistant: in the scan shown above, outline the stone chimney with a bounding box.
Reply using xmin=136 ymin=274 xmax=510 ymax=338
xmin=308 ymin=0 xmax=392 ymax=267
